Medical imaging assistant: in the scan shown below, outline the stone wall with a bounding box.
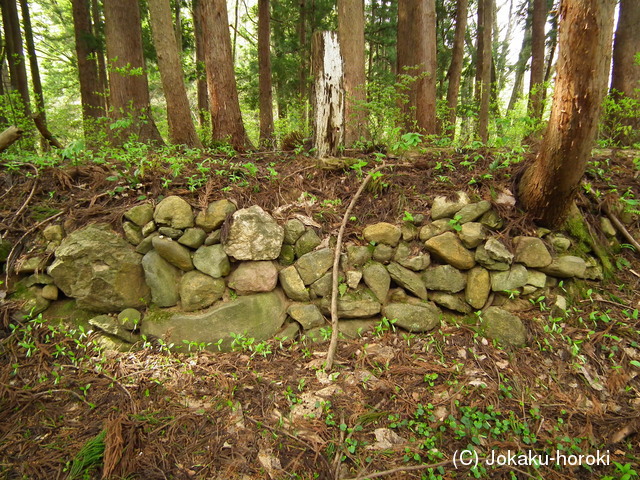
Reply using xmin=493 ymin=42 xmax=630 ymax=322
xmin=12 ymin=192 xmax=612 ymax=351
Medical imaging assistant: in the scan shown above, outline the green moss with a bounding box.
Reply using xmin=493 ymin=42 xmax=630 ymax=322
xmin=564 ymin=207 xmax=614 ymax=279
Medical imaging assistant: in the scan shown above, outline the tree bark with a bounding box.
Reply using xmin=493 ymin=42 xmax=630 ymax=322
xmin=0 ymin=126 xmax=23 ymax=152
xmin=258 ymin=0 xmax=275 ymax=147
xmin=104 ymin=0 xmax=164 ymax=145
xmin=199 ymin=0 xmax=253 ymax=150
xmin=148 ymin=0 xmax=202 ymax=147
xmin=609 ymin=0 xmax=640 ymax=146
xmin=71 ymin=0 xmax=105 ymax=132
xmin=506 ymin=1 xmax=533 ymax=113
xmin=90 ymin=0 xmax=109 ymax=111
xmin=0 ymin=0 xmax=31 ymax=116
xmin=445 ymin=0 xmax=469 ymax=139
xmin=193 ymin=0 xmax=209 ymax=131
xmin=527 ymin=0 xmax=546 ymax=120
xmin=338 ymin=0 xmax=368 ymax=145
xmin=475 ymin=0 xmax=493 ymax=143
xmin=517 ymin=0 xmax=615 ymax=228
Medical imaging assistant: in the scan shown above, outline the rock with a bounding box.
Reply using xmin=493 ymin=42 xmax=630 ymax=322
xmin=431 ymin=192 xmax=470 ymax=220
xmin=204 ymin=229 xmax=222 ymax=245
xmin=295 ymin=248 xmax=333 ymax=285
xmin=363 ymin=222 xmax=402 ymax=246
xmin=458 ymin=222 xmax=486 ymax=249
xmin=387 ymin=262 xmax=427 ymax=299
xmin=279 ymin=266 xmax=310 ymax=302
xmin=394 ymin=243 xmax=431 ymax=271
xmin=363 ymin=262 xmax=391 ymax=303
xmin=310 ymin=272 xmax=333 ymax=298
xmin=425 ymin=232 xmax=476 ymax=270
xmin=223 ymin=206 xmax=284 ymax=260
xmin=135 ymin=232 xmax=159 ymax=255
xmin=16 ymin=256 xmax=47 ymax=273
xmin=118 ymin=308 xmax=142 ymax=330
xmin=287 ymin=303 xmax=325 ymax=329
xmin=549 ymin=235 xmax=571 ymax=252
xmin=319 ymin=288 xmax=381 ymax=318
xmin=583 ymin=258 xmax=604 ymax=280
xmin=481 ymin=307 xmax=527 ymax=346
xmin=227 ymin=261 xmax=278 ymax=294
xmin=554 ymin=295 xmax=567 ymax=313
xmin=294 ymin=229 xmax=322 ymax=257
xmin=154 ymin=196 xmax=194 ymax=229
xmin=383 ymin=302 xmax=441 ymax=332
xmin=49 ymin=225 xmax=150 ymax=312
xmin=123 ymin=222 xmax=143 ymax=245
xmin=513 ymin=236 xmax=552 ymax=268
xmin=152 ymin=237 xmax=194 ymax=271
xmin=278 ymin=245 xmax=295 ymax=265
xmin=338 ymin=319 xmax=378 ymax=339
xmin=277 ymin=321 xmax=301 ymax=342
xmin=419 ymin=219 xmax=453 ymax=242
xmin=479 ymin=210 xmax=503 ymax=229
xmin=372 ymin=244 xmax=395 ymax=263
xmin=490 ymin=264 xmax=529 ymax=292
xmin=283 ymin=219 xmax=306 ymax=244
xmin=600 ymin=217 xmax=617 ymax=237
xmin=526 ymin=270 xmax=546 ymax=288
xmin=195 ymin=199 xmax=237 ymax=232
xmin=465 ymin=266 xmax=491 ymax=309
xmin=141 ymin=291 xmax=287 ymax=352
xmin=422 ymin=265 xmax=466 ymax=292
xmin=141 ymin=221 xmax=157 ymax=237
xmin=89 ymin=314 xmax=138 ymax=343
xmin=541 ymin=256 xmax=587 ymax=278
xmin=475 ymin=243 xmax=510 ymax=271
xmin=43 ymin=224 xmax=65 ymax=242
xmin=192 ymin=244 xmax=230 ymax=278
xmin=142 ymin=250 xmax=181 ymax=307
xmin=346 ymin=270 xmax=362 ymax=289
xmin=180 ymin=271 xmax=226 ymax=311
xmin=484 ymin=238 xmax=514 ymax=263
xmin=429 ymin=292 xmax=472 ymax=313
xmin=41 ymin=284 xmax=59 ymax=301
xmin=178 ymin=228 xmax=206 ymax=249
xmin=13 ymin=286 xmax=50 ymax=316
xmin=401 ymin=223 xmax=418 ymax=241
xmin=346 ymin=245 xmax=372 ymax=267
xmin=125 ymin=204 xmax=154 ymax=227
xmin=21 ymin=273 xmax=54 ymax=287
xmin=456 ymin=200 xmax=492 ymax=224
xmin=157 ymin=227 xmax=183 ymax=239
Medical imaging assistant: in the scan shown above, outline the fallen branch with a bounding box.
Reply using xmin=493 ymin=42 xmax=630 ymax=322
xmin=0 ymin=125 xmax=23 ymax=152
xmin=603 ymin=203 xmax=640 ymax=253
xmin=33 ymin=114 xmax=63 ymax=150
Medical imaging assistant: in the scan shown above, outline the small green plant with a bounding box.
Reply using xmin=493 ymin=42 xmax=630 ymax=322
xmin=448 ymin=214 xmax=463 ymax=232
xmin=373 ymin=317 xmax=397 ymax=336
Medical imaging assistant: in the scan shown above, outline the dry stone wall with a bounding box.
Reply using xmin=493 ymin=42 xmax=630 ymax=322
xmin=11 ymin=193 xmax=612 ymax=351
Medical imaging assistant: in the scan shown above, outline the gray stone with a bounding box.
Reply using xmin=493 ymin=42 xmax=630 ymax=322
xmin=123 ymin=222 xmax=143 ymax=246
xmin=422 ymin=265 xmax=466 ymax=292
xmin=277 ymin=321 xmax=301 ymax=342
xmin=294 ymin=229 xmax=322 ymax=257
xmin=431 ymin=192 xmax=470 ymax=220
xmin=338 ymin=319 xmax=378 ymax=339
xmin=223 ymin=206 xmax=284 ymax=260
xmin=141 ymin=290 xmax=287 ymax=352
xmin=541 ymin=256 xmax=587 ymax=278
xmin=49 ymin=225 xmax=150 ymax=312
xmin=526 ymin=270 xmax=547 ymax=288
xmin=157 ymin=227 xmax=183 ymax=239
xmin=141 ymin=221 xmax=156 ymax=237
xmin=295 ymin=248 xmax=333 ymax=285
xmin=152 ymin=237 xmax=194 ymax=271
xmin=475 ymin=243 xmax=510 ymax=271
xmin=383 ymin=302 xmax=441 ymax=332
xmin=394 ymin=243 xmax=430 ymax=271
xmin=204 ymin=229 xmax=222 ymax=245
xmin=484 ymin=238 xmax=514 ymax=263
xmin=21 ymin=273 xmax=54 ymax=287
xmin=401 ymin=223 xmax=418 ymax=242
xmin=124 ymin=204 xmax=154 ymax=227
xmin=178 ymin=228 xmax=207 ymax=249
xmin=136 ymin=232 xmax=159 ymax=255
xmin=479 ymin=210 xmax=503 ymax=229
xmin=549 ymin=235 xmax=571 ymax=252
xmin=346 ymin=270 xmax=362 ymax=289
xmin=458 ymin=222 xmax=486 ymax=249
xmin=279 ymin=266 xmax=310 ymax=302
xmin=372 ymin=244 xmax=395 ymax=263
xmin=521 ymin=285 xmax=538 ymax=295
xmin=310 ymin=272 xmax=333 ymax=298
xmin=600 ymin=217 xmax=617 ymax=237
xmin=429 ymin=292 xmax=472 ymax=313
xmin=195 ymin=199 xmax=237 ymax=232
xmin=583 ymin=258 xmax=604 ymax=280
xmin=481 ymin=307 xmax=527 ymax=346
xmin=288 ymin=303 xmax=326 ymax=329
xmin=387 ymin=262 xmax=428 ymax=299
xmin=227 ymin=261 xmax=278 ymax=294
xmin=465 ymin=266 xmax=491 ymax=310
xmin=13 ymin=286 xmax=50 ymax=316
xmin=419 ymin=219 xmax=453 ymax=242
xmin=180 ymin=271 xmax=226 ymax=311
xmin=142 ymin=250 xmax=181 ymax=307
xmin=319 ymin=288 xmax=381 ymax=318
xmin=278 ymin=244 xmax=296 ymax=265
xmin=89 ymin=314 xmax=139 ymax=343
xmin=363 ymin=222 xmax=402 ymax=246
xmin=363 ymin=262 xmax=391 ymax=303
xmin=192 ymin=244 xmax=230 ymax=278
xmin=154 ymin=196 xmax=194 ymax=229
xmin=118 ymin=308 xmax=142 ymax=330
xmin=283 ymin=219 xmax=306 ymax=244
xmin=456 ymin=201 xmax=492 ymax=224
xmin=425 ymin=232 xmax=476 ymax=270
xmin=43 ymin=224 xmax=65 ymax=242
xmin=490 ymin=264 xmax=529 ymax=292
xmin=513 ymin=236 xmax=552 ymax=268
xmin=346 ymin=245 xmax=372 ymax=267
xmin=41 ymin=284 xmax=59 ymax=301
xmin=16 ymin=256 xmax=47 ymax=273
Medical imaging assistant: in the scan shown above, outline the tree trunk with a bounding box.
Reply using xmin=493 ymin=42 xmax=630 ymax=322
xmin=148 ymin=0 xmax=202 ymax=147
xmin=527 ymin=0 xmax=546 ymax=120
xmin=445 ymin=0 xmax=469 ymax=139
xmin=506 ymin=1 xmax=533 ymax=113
xmin=609 ymin=0 xmax=640 ymax=146
xmin=174 ymin=0 xmax=183 ymax=52
xmin=517 ymin=0 xmax=615 ymax=228
xmin=0 ymin=0 xmax=31 ymax=116
xmin=258 ymin=0 xmax=275 ymax=148
xmin=475 ymin=0 xmax=493 ymax=143
xmin=193 ymin=0 xmax=209 ymax=131
xmin=397 ymin=0 xmax=437 ymax=135
xmin=104 ymin=0 xmax=164 ymax=145
xmin=0 ymin=125 xmax=23 ymax=152
xmin=298 ymin=0 xmax=307 ymax=98
xmin=199 ymin=0 xmax=253 ymax=150
xmin=90 ymin=0 xmax=109 ymax=111
xmin=338 ymin=0 xmax=368 ymax=146
xmin=71 ymin=0 xmax=105 ymax=132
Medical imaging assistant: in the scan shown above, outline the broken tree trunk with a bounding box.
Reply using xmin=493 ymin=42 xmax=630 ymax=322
xmin=312 ymin=31 xmax=344 ymax=158
xmin=0 ymin=126 xmax=23 ymax=153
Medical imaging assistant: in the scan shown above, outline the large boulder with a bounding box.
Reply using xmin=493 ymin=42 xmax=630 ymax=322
xmin=223 ymin=206 xmax=284 ymax=260
xmin=141 ymin=290 xmax=288 ymax=351
xmin=49 ymin=225 xmax=150 ymax=312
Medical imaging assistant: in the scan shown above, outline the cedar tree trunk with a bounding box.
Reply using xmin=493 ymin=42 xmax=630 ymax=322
xmin=527 ymin=0 xmax=546 ymax=120
xmin=475 ymin=0 xmax=493 ymax=143
xmin=258 ymin=0 xmax=275 ymax=147
xmin=445 ymin=0 xmax=469 ymax=139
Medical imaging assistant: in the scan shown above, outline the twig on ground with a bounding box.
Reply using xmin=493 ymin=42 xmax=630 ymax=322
xmin=9 ymin=164 xmax=39 ymax=228
xmin=343 ymin=459 xmax=453 ymax=480
xmin=602 ymin=203 xmax=640 ymax=253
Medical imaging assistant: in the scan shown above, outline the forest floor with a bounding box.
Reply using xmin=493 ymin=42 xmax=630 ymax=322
xmin=0 ymin=146 xmax=639 ymax=480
